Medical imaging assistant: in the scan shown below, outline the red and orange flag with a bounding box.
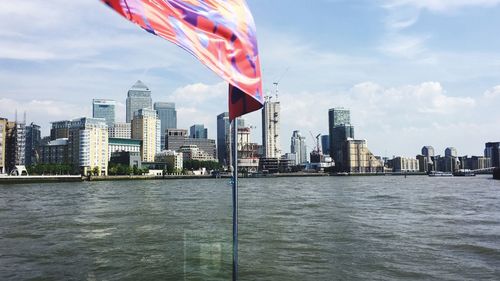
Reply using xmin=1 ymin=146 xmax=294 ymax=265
xmin=101 ymin=0 xmax=264 ymax=119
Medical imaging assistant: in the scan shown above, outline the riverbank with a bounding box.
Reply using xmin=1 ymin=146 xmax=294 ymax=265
xmin=0 ymin=175 xmax=82 ymax=184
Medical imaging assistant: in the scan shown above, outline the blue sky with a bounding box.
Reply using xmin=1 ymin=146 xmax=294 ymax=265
xmin=1 ymin=0 xmax=500 ymax=157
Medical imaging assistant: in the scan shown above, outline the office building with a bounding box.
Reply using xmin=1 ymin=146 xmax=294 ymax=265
xmin=217 ymin=112 xmax=230 ymax=165
xmin=262 ymin=96 xmax=281 ymax=158
xmin=131 ymin=108 xmax=160 ymax=162
xmin=392 ymin=157 xmax=420 ymax=173
xmin=40 ymin=138 xmax=69 ymax=165
xmin=154 ymin=102 xmax=177 ymax=148
xmin=237 ymin=125 xmax=259 ymax=173
xmin=50 ymin=120 xmax=71 ymax=140
xmin=445 ymin=147 xmax=458 ymax=158
xmin=25 ymin=123 xmax=41 ymax=166
xmin=485 ymin=142 xmax=500 ymax=167
xmin=68 ymin=117 xmax=109 ymax=175
xmin=345 ymin=139 xmax=384 ymax=173
xmin=328 ymin=108 xmax=354 ymax=172
xmin=155 ymin=150 xmax=183 ymax=172
xmin=108 ymin=122 xmax=131 ymax=139
xmin=92 ymin=99 xmax=116 ymax=126
xmin=108 ymin=138 xmax=141 ymax=160
xmin=110 ymin=151 xmax=142 ymax=169
xmin=321 ymin=135 xmax=330 ymax=155
xmin=126 ymin=80 xmax=152 ymax=123
xmin=190 ymin=124 xmax=208 ymax=139
xmin=180 ymin=145 xmax=217 ymax=161
xmin=165 ymin=129 xmax=217 ymax=159
xmin=0 ymin=118 xmax=6 ymax=173
xmin=291 ymin=130 xmax=307 ymax=164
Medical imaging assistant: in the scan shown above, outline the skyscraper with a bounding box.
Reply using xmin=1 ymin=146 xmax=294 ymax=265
xmin=291 ymin=130 xmax=307 ymax=164
xmin=50 ymin=120 xmax=71 ymax=140
xmin=93 ymin=99 xmax=116 ymax=126
xmin=262 ymin=97 xmax=281 ymax=158
xmin=217 ymin=112 xmax=230 ymax=165
xmin=328 ymin=108 xmax=354 ymax=172
xmin=154 ymin=102 xmax=177 ymax=148
xmin=126 ymin=80 xmax=152 ymax=123
xmin=321 ymin=135 xmax=330 ymax=155
xmin=190 ymin=124 xmax=208 ymax=139
xmin=485 ymin=142 xmax=500 ymax=167
xmin=445 ymin=147 xmax=458 ymax=158
xmin=131 ymin=108 xmax=160 ymax=162
xmin=25 ymin=122 xmax=41 ymax=166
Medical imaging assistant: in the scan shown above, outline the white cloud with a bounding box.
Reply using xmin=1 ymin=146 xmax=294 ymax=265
xmin=484 ymin=85 xmax=500 ymax=99
xmin=384 ymin=0 xmax=500 ymax=12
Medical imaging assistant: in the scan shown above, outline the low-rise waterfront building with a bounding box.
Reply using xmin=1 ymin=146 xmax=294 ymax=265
xmin=40 ymin=138 xmax=69 ymax=165
xmin=155 ymin=150 xmax=183 ymax=172
xmin=108 ymin=138 xmax=141 ymax=160
xmin=110 ymin=151 xmax=141 ymax=169
xmin=392 ymin=157 xmax=420 ymax=173
xmin=165 ymin=129 xmax=216 ymax=159
xmin=68 ymin=117 xmax=108 ymax=176
xmin=180 ymin=145 xmax=217 ymax=161
xmin=345 ymin=139 xmax=384 ymax=173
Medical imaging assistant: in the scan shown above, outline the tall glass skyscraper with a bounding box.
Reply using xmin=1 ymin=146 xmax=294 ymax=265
xmin=290 ymin=130 xmax=307 ymax=164
xmin=328 ymin=108 xmax=354 ymax=172
xmin=217 ymin=112 xmax=230 ymax=165
xmin=126 ymin=80 xmax=152 ymax=123
xmin=154 ymin=102 xmax=177 ymax=149
xmin=190 ymin=124 xmax=208 ymax=139
xmin=92 ymin=99 xmax=116 ymax=127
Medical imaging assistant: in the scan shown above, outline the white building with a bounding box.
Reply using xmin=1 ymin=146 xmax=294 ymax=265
xmin=290 ymin=130 xmax=307 ymax=164
xmin=393 ymin=157 xmax=420 ymax=173
xmin=108 ymin=138 xmax=141 ymax=160
xmin=262 ymin=96 xmax=281 ymax=158
xmin=109 ymin=122 xmax=131 ymax=139
xmin=69 ymin=117 xmax=108 ymax=176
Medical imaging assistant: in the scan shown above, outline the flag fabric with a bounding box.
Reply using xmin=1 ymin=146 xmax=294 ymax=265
xmin=101 ymin=0 xmax=264 ymax=119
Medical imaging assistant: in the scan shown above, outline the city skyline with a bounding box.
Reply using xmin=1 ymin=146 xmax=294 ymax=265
xmin=1 ymin=1 xmax=500 ymax=156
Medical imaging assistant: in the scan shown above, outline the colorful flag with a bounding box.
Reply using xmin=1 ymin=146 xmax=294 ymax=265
xmin=101 ymin=0 xmax=264 ymax=119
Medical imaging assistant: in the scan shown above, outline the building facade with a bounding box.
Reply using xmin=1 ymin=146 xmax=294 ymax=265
xmin=50 ymin=120 xmax=71 ymax=140
xmin=108 ymin=122 xmax=131 ymax=139
xmin=392 ymin=157 xmax=420 ymax=172
xmin=155 ymin=150 xmax=183 ymax=172
xmin=131 ymin=108 xmax=160 ymax=162
xmin=290 ymin=130 xmax=307 ymax=164
xmin=485 ymin=142 xmax=500 ymax=167
xmin=165 ymin=129 xmax=217 ymax=159
xmin=126 ymin=80 xmax=152 ymax=123
xmin=217 ymin=112 xmax=230 ymax=165
xmin=262 ymin=97 xmax=281 ymax=158
xmin=154 ymin=102 xmax=177 ymax=149
xmin=92 ymin=99 xmax=116 ymax=126
xmin=40 ymin=138 xmax=69 ymax=165
xmin=190 ymin=124 xmax=208 ymax=139
xmin=108 ymin=138 xmax=141 ymax=160
xmin=25 ymin=122 xmax=41 ymax=166
xmin=68 ymin=118 xmax=109 ymax=175
xmin=346 ymin=139 xmax=384 ymax=173
xmin=445 ymin=147 xmax=458 ymax=158
xmin=328 ymin=108 xmax=355 ymax=172
xmin=321 ymin=135 xmax=330 ymax=155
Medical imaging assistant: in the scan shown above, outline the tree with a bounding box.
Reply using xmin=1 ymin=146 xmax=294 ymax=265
xmin=92 ymin=166 xmax=100 ymax=176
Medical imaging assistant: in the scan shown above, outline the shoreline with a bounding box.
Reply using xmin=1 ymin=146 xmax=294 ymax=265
xmin=0 ymin=172 xmax=433 ymax=184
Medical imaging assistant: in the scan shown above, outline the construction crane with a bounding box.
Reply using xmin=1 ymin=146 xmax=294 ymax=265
xmin=309 ymin=131 xmax=322 ymax=154
xmin=272 ymin=66 xmax=289 ymax=100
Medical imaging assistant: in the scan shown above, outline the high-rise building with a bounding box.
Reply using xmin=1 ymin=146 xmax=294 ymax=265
xmin=328 ymin=108 xmax=354 ymax=172
xmin=485 ymin=142 xmax=500 ymax=167
xmin=290 ymin=130 xmax=307 ymax=164
xmin=217 ymin=112 xmax=230 ymax=165
xmin=14 ymin=121 xmax=26 ymax=168
xmin=0 ymin=118 xmax=6 ymax=173
xmin=131 ymin=108 xmax=160 ymax=162
xmin=25 ymin=122 xmax=41 ymax=166
xmin=108 ymin=122 xmax=131 ymax=139
xmin=93 ymin=99 xmax=116 ymax=126
xmin=262 ymin=97 xmax=281 ymax=158
xmin=422 ymin=146 xmax=435 ymax=158
xmin=154 ymin=102 xmax=177 ymax=149
xmin=445 ymin=147 xmax=458 ymax=158
xmin=50 ymin=120 xmax=71 ymax=140
xmin=190 ymin=124 xmax=208 ymax=139
xmin=126 ymin=80 xmax=152 ymax=123
xmin=321 ymin=135 xmax=330 ymax=155
xmin=68 ymin=118 xmax=109 ymax=175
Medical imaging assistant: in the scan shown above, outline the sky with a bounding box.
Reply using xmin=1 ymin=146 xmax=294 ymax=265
xmin=1 ymin=0 xmax=499 ymax=157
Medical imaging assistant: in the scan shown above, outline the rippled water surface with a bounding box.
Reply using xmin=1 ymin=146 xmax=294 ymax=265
xmin=1 ymin=176 xmax=499 ymax=280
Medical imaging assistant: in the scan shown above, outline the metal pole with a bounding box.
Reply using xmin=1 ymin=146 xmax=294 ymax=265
xmin=232 ymin=118 xmax=238 ymax=281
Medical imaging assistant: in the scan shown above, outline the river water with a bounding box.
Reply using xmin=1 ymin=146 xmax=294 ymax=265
xmin=0 ymin=176 xmax=499 ymax=280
